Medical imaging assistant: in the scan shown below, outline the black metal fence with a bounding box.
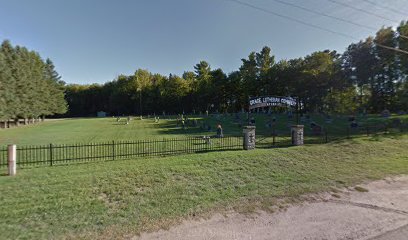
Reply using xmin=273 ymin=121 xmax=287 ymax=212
xmin=0 ymin=136 xmax=242 ymax=168
xmin=0 ymin=146 xmax=7 ymax=168
xmin=256 ymin=123 xmax=407 ymax=148
xmin=1 ymin=123 xmax=406 ymax=169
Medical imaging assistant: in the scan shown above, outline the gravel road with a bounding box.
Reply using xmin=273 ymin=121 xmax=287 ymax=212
xmin=137 ymin=176 xmax=408 ymax=240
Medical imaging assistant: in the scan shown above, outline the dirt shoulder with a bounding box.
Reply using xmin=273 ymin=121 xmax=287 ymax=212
xmin=137 ymin=176 xmax=408 ymax=240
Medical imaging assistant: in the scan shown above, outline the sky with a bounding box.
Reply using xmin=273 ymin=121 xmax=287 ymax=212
xmin=1 ymin=0 xmax=407 ymax=84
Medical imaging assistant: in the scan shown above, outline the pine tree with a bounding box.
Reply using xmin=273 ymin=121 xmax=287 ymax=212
xmin=44 ymin=58 xmax=67 ymax=115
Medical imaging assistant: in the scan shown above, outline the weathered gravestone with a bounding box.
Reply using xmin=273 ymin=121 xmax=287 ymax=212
xmin=310 ymin=122 xmax=322 ymax=135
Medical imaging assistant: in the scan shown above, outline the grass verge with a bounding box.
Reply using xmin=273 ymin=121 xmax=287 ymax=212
xmin=0 ymin=135 xmax=407 ymax=239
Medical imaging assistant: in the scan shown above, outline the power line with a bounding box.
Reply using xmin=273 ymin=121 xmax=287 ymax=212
xmin=228 ymin=0 xmax=358 ymax=40
xmin=271 ymin=0 xmax=376 ymax=31
xmin=376 ymin=43 xmax=408 ymax=54
xmin=273 ymin=0 xmax=408 ymax=40
xmin=361 ymin=0 xmax=408 ymax=17
xmin=326 ymin=0 xmax=399 ymax=23
xmin=227 ymin=0 xmax=408 ymax=55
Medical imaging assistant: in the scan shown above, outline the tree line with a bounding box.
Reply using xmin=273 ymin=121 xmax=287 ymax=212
xmin=66 ymin=21 xmax=408 ymax=117
xmin=0 ymin=40 xmax=67 ymax=126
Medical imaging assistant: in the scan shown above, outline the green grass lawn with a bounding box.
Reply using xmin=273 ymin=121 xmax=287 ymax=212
xmin=1 ymin=114 xmax=407 ymax=146
xmin=0 ymin=134 xmax=407 ymax=239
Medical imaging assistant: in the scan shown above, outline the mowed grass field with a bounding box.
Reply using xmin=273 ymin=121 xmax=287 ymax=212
xmin=0 ymin=135 xmax=407 ymax=239
xmin=0 ymin=114 xmax=407 ymax=145
xmin=0 ymin=114 xmax=407 ymax=239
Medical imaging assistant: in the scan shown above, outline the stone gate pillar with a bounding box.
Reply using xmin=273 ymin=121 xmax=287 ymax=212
xmin=291 ymin=125 xmax=304 ymax=146
xmin=243 ymin=126 xmax=256 ymax=150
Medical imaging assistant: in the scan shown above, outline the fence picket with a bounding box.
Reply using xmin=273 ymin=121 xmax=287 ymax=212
xmin=0 ymin=123 xmax=402 ymax=169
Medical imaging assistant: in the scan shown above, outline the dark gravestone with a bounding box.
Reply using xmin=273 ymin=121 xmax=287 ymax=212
xmin=381 ymin=109 xmax=391 ymax=118
xmin=397 ymin=110 xmax=406 ymax=115
xmin=310 ymin=122 xmax=322 ymax=135
xmin=350 ymin=121 xmax=359 ymax=129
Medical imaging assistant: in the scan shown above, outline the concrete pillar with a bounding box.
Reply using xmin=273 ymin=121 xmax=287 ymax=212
xmin=291 ymin=125 xmax=304 ymax=146
xmin=8 ymin=144 xmax=16 ymax=176
xmin=243 ymin=126 xmax=256 ymax=150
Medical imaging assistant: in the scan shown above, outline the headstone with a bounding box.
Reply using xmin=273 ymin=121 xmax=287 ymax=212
xmin=397 ymin=110 xmax=406 ymax=115
xmin=203 ymin=136 xmax=211 ymax=145
xmin=243 ymin=126 xmax=256 ymax=150
xmin=381 ymin=109 xmax=391 ymax=118
xmin=325 ymin=115 xmax=333 ymax=124
xmin=350 ymin=120 xmax=358 ymax=129
xmin=97 ymin=111 xmax=107 ymax=118
xmin=310 ymin=122 xmax=322 ymax=135
xmin=291 ymin=125 xmax=304 ymax=146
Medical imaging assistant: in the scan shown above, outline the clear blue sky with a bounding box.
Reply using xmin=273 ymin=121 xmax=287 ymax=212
xmin=1 ymin=0 xmax=407 ymax=84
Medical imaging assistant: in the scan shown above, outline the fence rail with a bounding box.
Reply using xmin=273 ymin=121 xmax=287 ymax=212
xmin=256 ymin=123 xmax=406 ymax=147
xmin=0 ymin=136 xmax=242 ymax=168
xmin=1 ymin=123 xmax=406 ymax=169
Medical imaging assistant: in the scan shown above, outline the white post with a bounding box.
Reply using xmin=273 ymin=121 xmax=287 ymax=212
xmin=8 ymin=144 xmax=16 ymax=176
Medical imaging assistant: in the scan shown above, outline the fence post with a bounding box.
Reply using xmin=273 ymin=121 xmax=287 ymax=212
xmin=49 ymin=144 xmax=53 ymax=166
xmin=273 ymin=133 xmax=276 ymax=146
xmin=8 ymin=144 xmax=16 ymax=176
xmin=112 ymin=141 xmax=115 ymax=160
xmin=243 ymin=126 xmax=256 ymax=150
